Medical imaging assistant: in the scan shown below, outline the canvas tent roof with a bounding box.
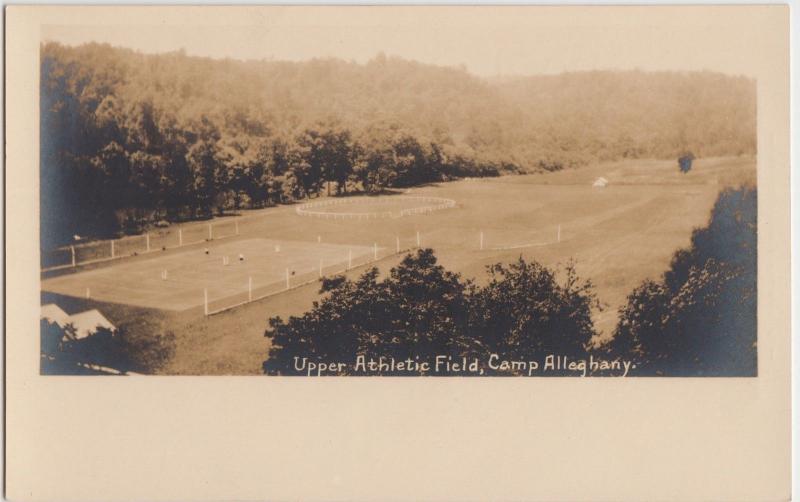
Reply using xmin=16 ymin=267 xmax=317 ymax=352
xmin=68 ymin=309 xmax=116 ymax=339
xmin=593 ymin=177 xmax=609 ymax=187
xmin=41 ymin=304 xmax=71 ymax=328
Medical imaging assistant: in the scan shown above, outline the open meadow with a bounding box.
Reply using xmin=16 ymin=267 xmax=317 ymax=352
xmin=41 ymin=156 xmax=756 ymax=374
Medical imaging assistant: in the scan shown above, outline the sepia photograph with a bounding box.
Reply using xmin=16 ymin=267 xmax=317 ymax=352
xmin=36 ymin=10 xmax=760 ymax=378
xmin=5 ymin=5 xmax=791 ymax=501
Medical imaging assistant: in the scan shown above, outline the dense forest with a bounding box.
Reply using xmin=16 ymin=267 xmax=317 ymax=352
xmin=40 ymin=42 xmax=756 ymax=248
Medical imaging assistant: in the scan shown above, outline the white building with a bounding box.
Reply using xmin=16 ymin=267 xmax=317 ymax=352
xmin=593 ymin=177 xmax=609 ymax=188
xmin=41 ymin=305 xmax=116 ymax=340
xmin=41 ymin=304 xmax=70 ymax=328
xmin=68 ymin=309 xmax=116 ymax=339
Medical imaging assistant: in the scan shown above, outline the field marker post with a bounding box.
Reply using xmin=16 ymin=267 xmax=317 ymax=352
xmin=208 ymin=223 xmax=212 ymax=240
xmin=373 ymin=243 xmax=378 ymax=261
xmin=416 ymin=231 xmax=420 ymax=248
xmin=71 ymin=246 xmax=76 ymax=267
xmin=248 ymin=276 xmax=253 ymax=302
xmin=480 ymin=231 xmax=484 ymax=250
xmin=348 ymin=249 xmax=352 ymax=270
xmin=396 ymin=236 xmax=400 ymax=254
xmin=110 ymin=240 xmax=115 ymax=258
xmin=204 ymin=288 xmax=208 ymax=316
xmin=178 ymin=228 xmax=183 ymax=246
xmin=557 ymin=224 xmax=561 ymax=243
xmin=319 ymin=258 xmax=323 ymax=278
xmin=285 ymin=268 xmax=290 ymax=290
xmin=146 ymin=233 xmax=151 ymax=252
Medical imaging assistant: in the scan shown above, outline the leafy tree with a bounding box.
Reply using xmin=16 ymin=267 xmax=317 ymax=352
xmin=186 ymin=139 xmax=220 ymax=217
xmin=469 ymin=258 xmax=598 ymax=372
xmin=320 ymin=126 xmax=355 ymax=195
xmin=351 ymin=139 xmax=398 ymax=192
xmin=292 ymin=128 xmax=326 ymax=197
xmin=264 ymin=249 xmax=476 ymax=375
xmin=263 ymin=250 xmax=599 ymax=376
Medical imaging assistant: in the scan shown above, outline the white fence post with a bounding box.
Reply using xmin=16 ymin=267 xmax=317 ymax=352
xmin=111 ymin=240 xmax=115 ymax=258
xmin=319 ymin=258 xmax=323 ymax=278
xmin=204 ymin=288 xmax=209 ymax=316
xmin=178 ymin=228 xmax=183 ymax=246
xmin=71 ymin=245 xmax=76 ymax=267
xmin=285 ymin=268 xmax=290 ymax=290
xmin=396 ymin=236 xmax=400 ymax=254
xmin=248 ymin=276 xmax=253 ymax=302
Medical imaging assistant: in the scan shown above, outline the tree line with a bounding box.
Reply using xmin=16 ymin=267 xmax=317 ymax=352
xmin=41 ymin=42 xmax=755 ymax=248
xmin=264 ymin=186 xmax=757 ymax=377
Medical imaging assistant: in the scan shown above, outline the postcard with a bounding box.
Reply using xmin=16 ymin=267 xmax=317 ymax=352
xmin=5 ymin=5 xmax=791 ymax=501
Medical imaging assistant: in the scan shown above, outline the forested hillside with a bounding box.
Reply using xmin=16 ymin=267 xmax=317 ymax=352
xmin=40 ymin=42 xmax=755 ymax=247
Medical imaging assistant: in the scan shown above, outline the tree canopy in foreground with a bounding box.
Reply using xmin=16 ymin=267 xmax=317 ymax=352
xmin=605 ymin=186 xmax=757 ymax=376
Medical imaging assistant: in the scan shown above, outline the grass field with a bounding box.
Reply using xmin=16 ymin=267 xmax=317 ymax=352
xmin=302 ymin=196 xmax=451 ymax=216
xmin=41 ymin=156 xmax=756 ymax=374
xmin=42 ymin=238 xmax=378 ymax=312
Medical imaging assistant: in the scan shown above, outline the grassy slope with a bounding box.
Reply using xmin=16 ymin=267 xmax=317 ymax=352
xmin=42 ymin=156 xmax=756 ymax=375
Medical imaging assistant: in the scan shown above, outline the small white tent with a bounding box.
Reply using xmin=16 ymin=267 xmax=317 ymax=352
xmin=593 ymin=177 xmax=609 ymax=188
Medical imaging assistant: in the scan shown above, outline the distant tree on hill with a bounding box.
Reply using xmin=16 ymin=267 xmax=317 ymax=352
xmin=678 ymin=152 xmax=695 ymax=173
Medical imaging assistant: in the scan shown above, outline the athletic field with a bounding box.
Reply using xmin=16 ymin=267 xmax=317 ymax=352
xmin=40 ymin=156 xmax=756 ymax=374
xmin=42 ymin=238 xmax=377 ymax=312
